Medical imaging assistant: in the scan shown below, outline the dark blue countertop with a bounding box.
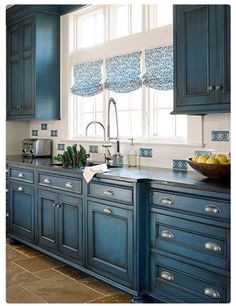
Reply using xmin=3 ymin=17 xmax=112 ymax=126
xmin=6 ymin=155 xmax=230 ymax=194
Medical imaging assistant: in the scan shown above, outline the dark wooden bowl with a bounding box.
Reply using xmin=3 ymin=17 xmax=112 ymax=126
xmin=187 ymin=158 xmax=230 ymax=180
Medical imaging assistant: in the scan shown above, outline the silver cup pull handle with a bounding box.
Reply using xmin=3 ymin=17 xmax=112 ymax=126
xmin=18 ymin=172 xmax=24 ymax=178
xmin=43 ymin=178 xmax=51 ymax=184
xmin=17 ymin=186 xmax=23 ymax=192
xmin=104 ymin=189 xmax=114 ymax=197
xmin=205 ymin=242 xmax=222 ymax=252
xmin=160 ymin=197 xmax=174 ymax=205
xmin=160 ymin=271 xmax=174 ymax=281
xmin=65 ymin=182 xmax=74 ymax=189
xmin=160 ymin=230 xmax=175 ymax=240
xmin=205 ymin=205 xmax=221 ymax=214
xmin=103 ymin=208 xmax=112 ymax=214
xmin=204 ymin=288 xmax=221 ymax=299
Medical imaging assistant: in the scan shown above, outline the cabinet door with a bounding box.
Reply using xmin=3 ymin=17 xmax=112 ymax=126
xmin=7 ymin=23 xmax=22 ymax=116
xmin=215 ymin=5 xmax=230 ymax=107
xmin=21 ymin=17 xmax=35 ymax=115
xmin=58 ymin=195 xmax=83 ymax=261
xmin=87 ymin=200 xmax=134 ymax=288
xmin=9 ymin=181 xmax=34 ymax=241
xmin=38 ymin=189 xmax=58 ymax=251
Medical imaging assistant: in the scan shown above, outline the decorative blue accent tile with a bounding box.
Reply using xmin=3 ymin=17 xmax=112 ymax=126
xmin=211 ymin=131 xmax=229 ymax=141
xmin=139 ymin=148 xmax=152 ymax=158
xmin=89 ymin=145 xmax=98 ymax=153
xmin=50 ymin=130 xmax=58 ymax=137
xmin=32 ymin=130 xmax=38 ymax=136
xmin=57 ymin=143 xmax=65 ymax=151
xmin=41 ymin=123 xmax=48 ymax=130
xmin=194 ymin=150 xmax=212 ymax=157
xmin=173 ymin=159 xmax=188 ymax=171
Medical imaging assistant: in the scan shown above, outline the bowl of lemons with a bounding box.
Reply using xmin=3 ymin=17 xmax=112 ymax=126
xmin=188 ymin=154 xmax=230 ymax=180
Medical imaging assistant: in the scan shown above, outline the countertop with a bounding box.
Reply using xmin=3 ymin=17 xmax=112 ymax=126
xmin=6 ymin=155 xmax=230 ymax=194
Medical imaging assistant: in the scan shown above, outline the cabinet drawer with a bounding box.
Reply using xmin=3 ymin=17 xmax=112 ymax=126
xmin=151 ymin=189 xmax=229 ymax=220
xmin=38 ymin=173 xmax=82 ymax=194
xmin=150 ymin=252 xmax=230 ymax=303
xmin=9 ymin=167 xmax=34 ymax=183
xmin=150 ymin=212 xmax=229 ymax=270
xmin=88 ymin=181 xmax=133 ymax=205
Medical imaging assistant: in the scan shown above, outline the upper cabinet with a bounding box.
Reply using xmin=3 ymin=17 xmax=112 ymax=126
xmin=6 ymin=6 xmax=61 ymax=120
xmin=173 ymin=5 xmax=230 ymax=115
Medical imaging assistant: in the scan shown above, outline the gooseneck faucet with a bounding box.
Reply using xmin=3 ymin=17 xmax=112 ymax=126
xmin=107 ymin=97 xmax=120 ymax=153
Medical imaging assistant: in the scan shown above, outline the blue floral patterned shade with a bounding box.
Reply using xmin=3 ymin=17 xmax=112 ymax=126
xmin=142 ymin=45 xmax=173 ymax=90
xmin=70 ymin=60 xmax=103 ymax=96
xmin=104 ymin=52 xmax=142 ymax=93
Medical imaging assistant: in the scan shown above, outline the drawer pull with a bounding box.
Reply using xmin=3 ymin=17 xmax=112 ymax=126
xmin=6 ymin=213 xmax=9 ymax=217
xmin=43 ymin=178 xmax=51 ymax=184
xmin=104 ymin=189 xmax=114 ymax=197
xmin=65 ymin=182 xmax=74 ymax=189
xmin=17 ymin=186 xmax=23 ymax=192
xmin=205 ymin=242 xmax=222 ymax=252
xmin=160 ymin=271 xmax=174 ymax=281
xmin=204 ymin=288 xmax=220 ymax=299
xmin=53 ymin=203 xmax=58 ymax=208
xmin=18 ymin=172 xmax=24 ymax=178
xmin=160 ymin=197 xmax=174 ymax=205
xmin=6 ymin=189 xmax=9 ymax=193
xmin=103 ymin=208 xmax=112 ymax=214
xmin=205 ymin=205 xmax=221 ymax=214
xmin=160 ymin=230 xmax=175 ymax=240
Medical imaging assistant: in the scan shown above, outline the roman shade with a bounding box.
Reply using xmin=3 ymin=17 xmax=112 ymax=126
xmin=70 ymin=60 xmax=103 ymax=97
xmin=104 ymin=52 xmax=142 ymax=93
xmin=142 ymin=45 xmax=173 ymax=90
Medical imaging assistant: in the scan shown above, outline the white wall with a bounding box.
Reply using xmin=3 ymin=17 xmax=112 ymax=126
xmin=6 ymin=121 xmax=30 ymax=155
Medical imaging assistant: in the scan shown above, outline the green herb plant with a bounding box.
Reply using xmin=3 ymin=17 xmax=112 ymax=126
xmin=54 ymin=144 xmax=89 ymax=168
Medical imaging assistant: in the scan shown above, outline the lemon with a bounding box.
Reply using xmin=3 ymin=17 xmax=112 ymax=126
xmin=192 ymin=156 xmax=199 ymax=162
xmin=206 ymin=157 xmax=219 ymax=164
xmin=197 ymin=156 xmax=208 ymax=163
xmin=216 ymin=154 xmax=228 ymax=164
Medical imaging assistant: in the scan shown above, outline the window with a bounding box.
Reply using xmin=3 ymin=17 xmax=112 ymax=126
xmin=69 ymin=5 xmax=187 ymax=143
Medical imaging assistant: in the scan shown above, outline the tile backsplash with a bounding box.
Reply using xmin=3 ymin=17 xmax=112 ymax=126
xmin=21 ymin=113 xmax=231 ymax=171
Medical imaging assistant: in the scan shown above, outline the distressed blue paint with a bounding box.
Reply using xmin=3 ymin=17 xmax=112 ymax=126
xmin=57 ymin=143 xmax=65 ymax=151
xmin=41 ymin=123 xmax=48 ymax=130
xmin=139 ymin=148 xmax=152 ymax=158
xmin=32 ymin=130 xmax=38 ymax=136
xmin=50 ymin=130 xmax=58 ymax=137
xmin=211 ymin=131 xmax=229 ymax=141
xmin=173 ymin=159 xmax=188 ymax=171
xmin=89 ymin=145 xmax=98 ymax=154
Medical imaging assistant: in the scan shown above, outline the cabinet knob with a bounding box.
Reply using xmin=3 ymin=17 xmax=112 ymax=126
xmin=18 ymin=172 xmax=24 ymax=178
xmin=160 ymin=230 xmax=175 ymax=240
xmin=53 ymin=203 xmax=58 ymax=208
xmin=204 ymin=288 xmax=220 ymax=299
xmin=65 ymin=182 xmax=74 ymax=189
xmin=160 ymin=271 xmax=174 ymax=281
xmin=204 ymin=242 xmax=222 ymax=252
xmin=160 ymin=197 xmax=174 ymax=205
xmin=103 ymin=208 xmax=112 ymax=214
xmin=104 ymin=189 xmax=114 ymax=197
xmin=6 ymin=213 xmax=9 ymax=217
xmin=205 ymin=205 xmax=221 ymax=214
xmin=43 ymin=178 xmax=51 ymax=184
xmin=6 ymin=189 xmax=9 ymax=193
xmin=215 ymin=85 xmax=222 ymax=90
xmin=208 ymin=86 xmax=214 ymax=91
xmin=17 ymin=186 xmax=23 ymax=192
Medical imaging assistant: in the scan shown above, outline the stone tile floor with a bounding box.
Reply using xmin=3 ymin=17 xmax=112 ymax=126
xmin=6 ymin=239 xmax=132 ymax=303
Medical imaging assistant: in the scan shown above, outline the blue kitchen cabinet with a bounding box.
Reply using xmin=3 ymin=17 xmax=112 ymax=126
xmin=9 ymin=181 xmax=35 ymax=242
xmin=6 ymin=6 xmax=60 ymax=120
xmin=38 ymin=188 xmax=83 ymax=262
xmin=173 ymin=5 xmax=230 ymax=114
xmin=87 ymin=200 xmax=134 ymax=288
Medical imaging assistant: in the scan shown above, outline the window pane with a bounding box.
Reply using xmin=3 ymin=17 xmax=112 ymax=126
xmin=118 ymin=111 xmax=129 ymax=137
xmin=83 ymin=97 xmax=94 ymax=112
xmin=131 ymin=111 xmax=142 ymax=137
xmin=155 ymin=109 xmax=174 ymax=137
xmin=132 ymin=5 xmax=142 ymax=34
xmin=116 ymin=6 xmax=129 ymax=39
xmin=156 ymin=90 xmax=173 ymax=109
xmin=148 ymin=4 xmax=173 ymax=29
xmin=131 ymin=89 xmax=142 ymax=110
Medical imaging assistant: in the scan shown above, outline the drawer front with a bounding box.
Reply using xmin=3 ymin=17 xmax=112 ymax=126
xmin=150 ymin=212 xmax=229 ymax=270
xmin=9 ymin=167 xmax=34 ymax=183
xmin=88 ymin=181 xmax=133 ymax=205
xmin=150 ymin=252 xmax=230 ymax=303
xmin=151 ymin=190 xmax=230 ymax=220
xmin=38 ymin=173 xmax=82 ymax=194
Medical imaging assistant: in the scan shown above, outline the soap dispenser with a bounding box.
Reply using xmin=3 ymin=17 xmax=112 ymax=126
xmin=127 ymin=138 xmax=137 ymax=167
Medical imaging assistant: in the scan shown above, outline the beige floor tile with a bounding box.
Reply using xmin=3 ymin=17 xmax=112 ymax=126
xmin=6 ymin=247 xmax=29 ymax=262
xmin=6 ymin=285 xmax=46 ymax=303
xmin=35 ymin=267 xmax=66 ymax=279
xmin=13 ymin=244 xmax=42 ymax=257
xmin=88 ymin=292 xmax=132 ymax=303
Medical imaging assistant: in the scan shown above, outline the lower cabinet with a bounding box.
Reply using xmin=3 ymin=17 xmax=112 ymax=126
xmin=38 ymin=188 xmax=83 ymax=262
xmin=9 ymin=181 xmax=35 ymax=241
xmin=87 ymin=200 xmax=134 ymax=288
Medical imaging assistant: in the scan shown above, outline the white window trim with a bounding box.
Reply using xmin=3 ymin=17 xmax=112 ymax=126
xmin=60 ymin=6 xmax=204 ymax=147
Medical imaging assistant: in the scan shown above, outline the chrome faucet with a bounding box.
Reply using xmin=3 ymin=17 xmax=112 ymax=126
xmin=85 ymin=121 xmax=111 ymax=164
xmin=107 ymin=97 xmax=120 ymax=153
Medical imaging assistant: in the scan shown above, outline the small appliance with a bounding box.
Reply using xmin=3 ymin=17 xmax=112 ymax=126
xmin=22 ymin=139 xmax=52 ymax=157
